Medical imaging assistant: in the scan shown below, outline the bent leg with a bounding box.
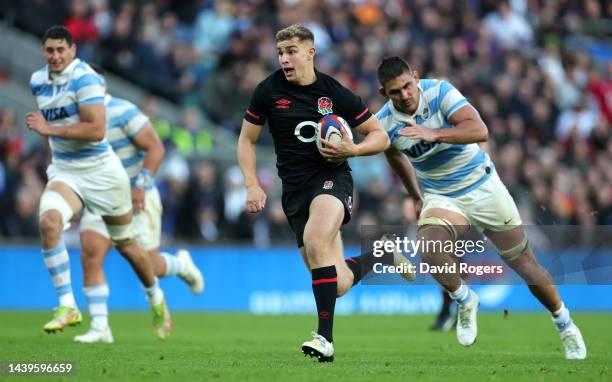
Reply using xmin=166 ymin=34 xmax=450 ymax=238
xmin=39 ymin=181 xmax=84 ymax=331
xmin=102 ymin=212 xmax=156 ymax=288
xmin=103 ymin=211 xmax=171 ymax=339
xmin=40 ymin=182 xmax=83 ymax=308
xmin=419 ymin=208 xmax=478 ymax=346
xmin=418 ymin=208 xmax=470 ymax=292
xmin=486 ymin=226 xmax=587 ymax=359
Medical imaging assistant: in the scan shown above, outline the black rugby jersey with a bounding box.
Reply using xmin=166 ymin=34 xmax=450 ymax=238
xmin=244 ymin=69 xmax=372 ymax=190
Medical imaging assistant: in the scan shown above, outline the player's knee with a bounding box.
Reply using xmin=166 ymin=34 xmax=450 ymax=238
xmin=38 ymin=212 xmax=63 ymax=239
xmin=418 ymin=216 xmax=457 ymax=241
xmin=107 ymin=223 xmax=136 ymax=248
xmin=303 ymin=236 xmax=328 ymax=261
xmin=500 ymin=237 xmax=530 ymax=262
xmin=39 ymin=191 xmax=73 ymax=233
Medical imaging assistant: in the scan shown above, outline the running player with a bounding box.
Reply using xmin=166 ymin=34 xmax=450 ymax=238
xmin=376 ymin=56 xmax=586 ymax=359
xmin=74 ymin=68 xmax=204 ymax=343
xmin=27 ymin=25 xmax=171 ymax=339
xmin=237 ymin=24 xmax=398 ymax=362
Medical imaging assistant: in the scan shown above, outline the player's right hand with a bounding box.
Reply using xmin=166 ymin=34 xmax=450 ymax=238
xmin=246 ymin=185 xmax=266 ymax=213
xmin=132 ymin=187 xmax=146 ymax=214
xmin=25 ymin=111 xmax=53 ymax=136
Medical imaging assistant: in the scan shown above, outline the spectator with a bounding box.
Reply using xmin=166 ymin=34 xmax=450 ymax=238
xmin=483 ymin=0 xmax=533 ymax=50
xmin=2 ymin=0 xmax=611 ymax=244
xmin=64 ymin=0 xmax=98 ymax=62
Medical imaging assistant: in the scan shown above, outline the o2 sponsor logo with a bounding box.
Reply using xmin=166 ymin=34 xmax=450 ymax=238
xmin=294 ymin=121 xmax=318 ymax=143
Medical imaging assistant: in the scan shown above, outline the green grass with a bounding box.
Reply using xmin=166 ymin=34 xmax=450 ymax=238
xmin=0 ymin=312 xmax=610 ymax=381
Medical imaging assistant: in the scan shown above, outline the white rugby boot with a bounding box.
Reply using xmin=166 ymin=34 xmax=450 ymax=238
xmin=559 ymin=322 xmax=587 ymax=360
xmin=456 ymin=290 xmax=479 ymax=346
xmin=74 ymin=327 xmax=114 ymax=344
xmin=301 ymin=332 xmax=334 ymax=363
xmin=177 ymin=249 xmax=205 ymax=294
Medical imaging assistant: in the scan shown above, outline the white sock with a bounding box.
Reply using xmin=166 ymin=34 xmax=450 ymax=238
xmin=43 ymin=241 xmax=76 ymax=307
xmin=448 ymin=283 xmax=472 ymax=305
xmin=143 ymin=278 xmax=164 ymax=305
xmin=161 ymin=252 xmax=183 ymax=276
xmin=83 ymin=283 xmax=109 ymax=330
xmin=551 ymin=302 xmax=572 ymax=332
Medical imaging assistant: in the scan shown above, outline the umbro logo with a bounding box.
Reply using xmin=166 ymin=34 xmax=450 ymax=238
xmin=276 ymin=98 xmax=291 ymax=109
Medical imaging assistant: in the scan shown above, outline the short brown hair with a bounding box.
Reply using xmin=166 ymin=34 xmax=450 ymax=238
xmin=275 ymin=24 xmax=314 ymax=44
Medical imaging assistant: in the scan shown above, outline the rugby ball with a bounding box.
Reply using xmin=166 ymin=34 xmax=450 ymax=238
xmin=316 ymin=114 xmax=354 ymax=162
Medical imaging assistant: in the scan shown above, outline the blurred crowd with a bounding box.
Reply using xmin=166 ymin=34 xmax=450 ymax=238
xmin=1 ymin=0 xmax=611 ymax=245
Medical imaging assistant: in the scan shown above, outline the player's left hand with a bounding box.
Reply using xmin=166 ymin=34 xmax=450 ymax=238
xmin=320 ymin=128 xmax=357 ymax=161
xmin=132 ymin=187 xmax=146 ymax=214
xmin=25 ymin=112 xmax=53 ymax=136
xmin=398 ymin=120 xmax=439 ymax=142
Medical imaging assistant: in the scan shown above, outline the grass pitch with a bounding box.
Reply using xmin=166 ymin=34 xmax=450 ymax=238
xmin=0 ymin=312 xmax=610 ymax=381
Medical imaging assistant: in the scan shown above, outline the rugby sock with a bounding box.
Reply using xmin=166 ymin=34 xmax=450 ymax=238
xmin=442 ymin=289 xmax=453 ymax=315
xmin=42 ymin=241 xmax=76 ymax=307
xmin=448 ymin=283 xmax=472 ymax=305
xmin=346 ymin=244 xmax=398 ymax=285
xmin=345 ymin=250 xmax=380 ymax=285
xmin=143 ymin=278 xmax=164 ymax=305
xmin=345 ymin=257 xmax=362 ymax=285
xmin=312 ymin=265 xmax=337 ymax=342
xmin=161 ymin=252 xmax=183 ymax=277
xmin=83 ymin=283 xmax=109 ymax=330
xmin=551 ymin=302 xmax=572 ymax=332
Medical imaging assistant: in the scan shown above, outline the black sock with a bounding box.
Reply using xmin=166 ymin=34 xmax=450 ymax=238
xmin=311 ymin=265 xmax=337 ymax=342
xmin=345 ymin=250 xmax=391 ymax=285
xmin=441 ymin=290 xmax=452 ymax=315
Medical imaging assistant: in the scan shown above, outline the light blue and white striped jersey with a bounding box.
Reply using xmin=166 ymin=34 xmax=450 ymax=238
xmin=30 ymin=58 xmax=110 ymax=169
xmin=104 ymin=95 xmax=150 ymax=187
xmin=377 ymin=79 xmax=494 ymax=197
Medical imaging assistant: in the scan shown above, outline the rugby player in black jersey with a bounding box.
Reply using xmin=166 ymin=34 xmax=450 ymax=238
xmin=237 ymin=24 xmax=391 ymax=362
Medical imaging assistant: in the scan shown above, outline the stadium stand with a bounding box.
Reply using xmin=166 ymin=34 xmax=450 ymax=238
xmin=0 ymin=0 xmax=610 ymax=246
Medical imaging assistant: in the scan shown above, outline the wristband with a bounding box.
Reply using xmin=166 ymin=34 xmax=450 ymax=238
xmin=135 ymin=169 xmax=153 ymax=189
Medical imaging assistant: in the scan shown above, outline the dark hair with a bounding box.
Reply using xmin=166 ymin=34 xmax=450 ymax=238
xmin=377 ymin=56 xmax=413 ymax=87
xmin=42 ymin=25 xmax=74 ymax=46
xmin=275 ymin=24 xmax=314 ymax=44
